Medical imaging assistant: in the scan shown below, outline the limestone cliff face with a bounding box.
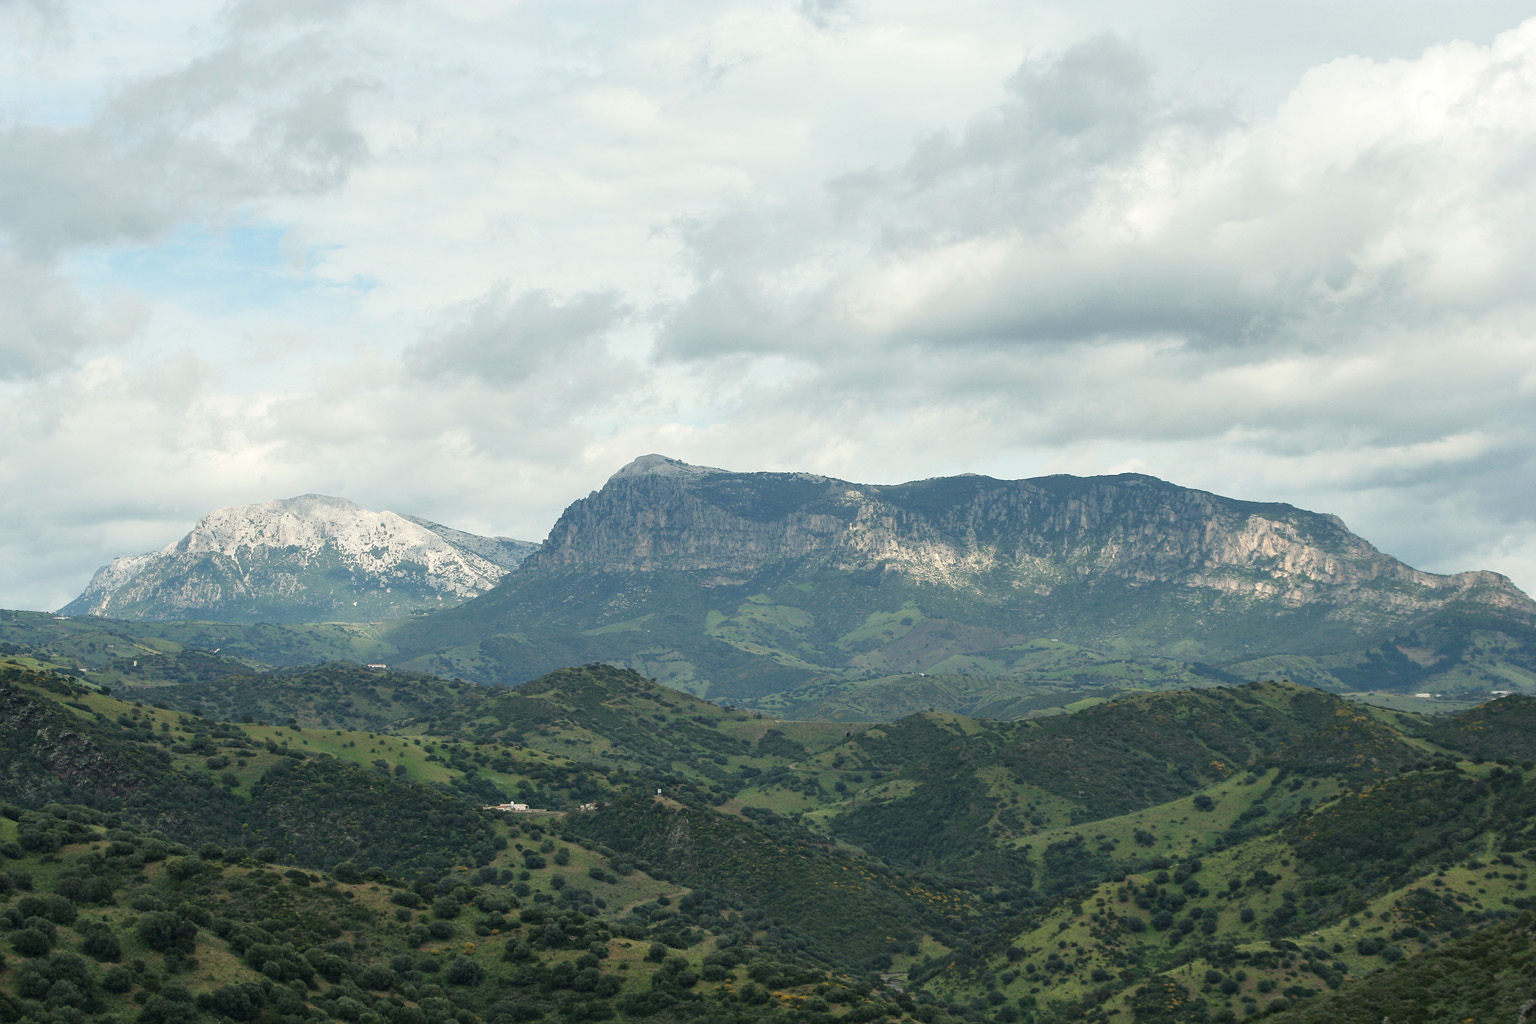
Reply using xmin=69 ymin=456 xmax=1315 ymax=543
xmin=522 ymin=455 xmax=1532 ymax=625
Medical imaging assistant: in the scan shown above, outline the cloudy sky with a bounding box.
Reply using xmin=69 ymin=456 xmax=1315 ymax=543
xmin=3 ymin=0 xmax=1535 ymax=611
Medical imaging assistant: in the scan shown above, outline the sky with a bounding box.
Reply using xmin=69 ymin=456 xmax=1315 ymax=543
xmin=3 ymin=0 xmax=1535 ymax=611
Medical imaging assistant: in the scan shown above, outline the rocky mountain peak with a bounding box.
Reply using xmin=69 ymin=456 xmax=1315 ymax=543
xmin=61 ymin=496 xmax=536 ymax=623
xmin=608 ymin=454 xmax=728 ymax=482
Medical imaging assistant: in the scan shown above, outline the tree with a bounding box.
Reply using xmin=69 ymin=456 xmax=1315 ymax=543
xmin=81 ymin=926 xmax=121 ymax=962
xmin=9 ymin=927 xmax=50 ymax=956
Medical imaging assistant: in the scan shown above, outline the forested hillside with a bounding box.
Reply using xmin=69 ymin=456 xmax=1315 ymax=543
xmin=4 ymin=657 xmax=1536 ymax=1023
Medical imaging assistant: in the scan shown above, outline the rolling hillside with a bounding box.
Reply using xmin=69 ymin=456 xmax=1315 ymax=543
xmin=6 ymin=651 xmax=1536 ymax=1022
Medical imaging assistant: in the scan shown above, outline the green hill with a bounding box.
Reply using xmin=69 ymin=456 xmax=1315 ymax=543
xmin=6 ymin=654 xmax=1536 ymax=1024
xmin=121 ymin=661 xmax=487 ymax=733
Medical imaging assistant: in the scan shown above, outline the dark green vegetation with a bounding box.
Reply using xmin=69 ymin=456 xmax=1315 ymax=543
xmin=123 ymin=662 xmax=486 ymax=734
xmin=0 ymin=665 xmax=925 ymax=1024
xmin=6 ymin=651 xmax=1536 ymax=1023
xmin=1263 ymin=916 xmax=1536 ymax=1023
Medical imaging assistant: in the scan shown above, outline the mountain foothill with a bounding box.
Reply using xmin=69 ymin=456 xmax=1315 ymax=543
xmin=4 ymin=455 xmax=1536 ymax=1023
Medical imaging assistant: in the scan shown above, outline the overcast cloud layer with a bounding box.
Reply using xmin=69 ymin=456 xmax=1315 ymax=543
xmin=3 ymin=0 xmax=1535 ymax=610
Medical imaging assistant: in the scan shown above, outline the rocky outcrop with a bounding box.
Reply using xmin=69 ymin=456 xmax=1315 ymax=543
xmin=523 ymin=456 xmax=1534 ymax=627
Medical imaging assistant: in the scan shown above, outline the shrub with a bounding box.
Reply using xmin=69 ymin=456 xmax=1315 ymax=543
xmin=164 ymin=856 xmax=207 ymax=881
xmin=139 ymin=993 xmax=199 ymax=1024
xmin=81 ymin=926 xmax=121 ymax=962
xmin=101 ymin=966 xmax=133 ymax=993
xmin=18 ymin=893 xmax=76 ymax=925
xmin=137 ymin=911 xmax=199 ymax=954
xmin=356 ymin=963 xmax=395 ymax=990
xmin=446 ymin=957 xmax=485 ymax=986
xmin=201 ymin=983 xmax=265 ymax=1021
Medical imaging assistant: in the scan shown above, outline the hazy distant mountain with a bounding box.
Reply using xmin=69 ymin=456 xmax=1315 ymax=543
xmin=60 ymin=494 xmax=536 ymax=623
xmin=390 ymin=455 xmax=1536 ymax=705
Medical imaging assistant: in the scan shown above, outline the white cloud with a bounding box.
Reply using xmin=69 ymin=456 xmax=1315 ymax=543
xmin=3 ymin=3 xmax=1536 ymax=611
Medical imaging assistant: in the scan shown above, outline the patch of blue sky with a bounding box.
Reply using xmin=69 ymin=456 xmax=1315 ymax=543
xmin=69 ymin=220 xmax=377 ymax=316
xmin=0 ymin=90 xmax=98 ymax=128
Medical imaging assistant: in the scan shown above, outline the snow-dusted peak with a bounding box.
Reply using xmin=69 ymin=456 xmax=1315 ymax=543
xmin=60 ymin=495 xmax=539 ymax=623
xmin=163 ymin=494 xmax=518 ymax=589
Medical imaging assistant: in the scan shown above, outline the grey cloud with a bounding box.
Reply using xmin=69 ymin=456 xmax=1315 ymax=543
xmin=406 ymin=287 xmax=630 ymax=384
xmin=0 ymin=32 xmax=371 ymax=256
xmin=251 ymin=80 xmax=371 ymax=194
xmin=222 ymin=0 xmax=378 ymax=31
xmin=1004 ymin=34 xmax=1154 ymax=138
xmin=839 ymin=34 xmax=1214 ymax=244
xmin=0 ymin=0 xmax=65 ymax=29
xmin=0 ymin=126 xmax=182 ymax=255
xmin=0 ymin=254 xmax=143 ymax=380
xmin=0 ymin=17 xmax=372 ymax=377
xmin=895 ymin=33 xmax=1164 ymax=204
xmin=799 ymin=0 xmax=852 ymax=30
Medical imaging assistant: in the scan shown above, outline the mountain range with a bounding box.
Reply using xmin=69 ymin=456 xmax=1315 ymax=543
xmin=55 ymin=456 xmax=1536 ymax=713
xmin=60 ymin=494 xmax=536 ymax=624
xmin=384 ymin=456 xmax=1536 ymax=708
